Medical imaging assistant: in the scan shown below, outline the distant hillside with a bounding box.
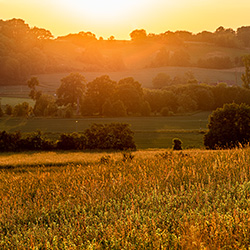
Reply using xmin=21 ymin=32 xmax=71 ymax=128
xmin=1 ymin=18 xmax=250 ymax=86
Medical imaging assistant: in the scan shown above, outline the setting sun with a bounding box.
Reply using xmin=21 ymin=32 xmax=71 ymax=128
xmin=54 ymin=0 xmax=155 ymax=37
xmin=59 ymin=0 xmax=138 ymax=21
xmin=1 ymin=0 xmax=250 ymax=39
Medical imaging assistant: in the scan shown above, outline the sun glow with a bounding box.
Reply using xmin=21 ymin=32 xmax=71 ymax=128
xmin=58 ymin=0 xmax=148 ymax=24
xmin=2 ymin=0 xmax=250 ymax=40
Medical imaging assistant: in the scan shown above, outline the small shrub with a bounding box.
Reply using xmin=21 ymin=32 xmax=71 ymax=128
xmin=122 ymin=152 xmax=134 ymax=162
xmin=178 ymin=152 xmax=190 ymax=158
xmin=172 ymin=138 xmax=183 ymax=150
xmin=100 ymin=155 xmax=111 ymax=164
xmin=156 ymin=151 xmax=173 ymax=159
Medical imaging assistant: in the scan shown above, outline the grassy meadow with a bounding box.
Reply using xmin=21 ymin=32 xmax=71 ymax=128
xmin=0 ymin=112 xmax=210 ymax=149
xmin=0 ymin=147 xmax=250 ymax=249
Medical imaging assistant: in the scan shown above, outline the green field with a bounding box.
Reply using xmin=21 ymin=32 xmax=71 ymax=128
xmin=0 ymin=97 xmax=35 ymax=106
xmin=0 ymin=148 xmax=249 ymax=249
xmin=0 ymin=112 xmax=210 ymax=149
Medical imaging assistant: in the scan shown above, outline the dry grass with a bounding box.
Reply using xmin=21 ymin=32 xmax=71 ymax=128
xmin=0 ymin=148 xmax=250 ymax=249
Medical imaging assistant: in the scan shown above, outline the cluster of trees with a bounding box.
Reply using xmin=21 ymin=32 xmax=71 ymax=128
xmin=23 ymin=74 xmax=150 ymax=117
xmin=46 ymin=73 xmax=250 ymax=116
xmin=0 ymin=123 xmax=136 ymax=152
xmin=2 ymin=72 xmax=250 ymax=118
xmin=145 ymin=82 xmax=250 ymax=114
xmin=0 ymin=19 xmax=54 ymax=84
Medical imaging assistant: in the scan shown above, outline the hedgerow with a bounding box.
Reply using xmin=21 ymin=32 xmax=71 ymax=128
xmin=0 ymin=123 xmax=136 ymax=151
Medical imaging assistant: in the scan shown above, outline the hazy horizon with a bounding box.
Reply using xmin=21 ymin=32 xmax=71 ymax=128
xmin=1 ymin=0 xmax=250 ymax=39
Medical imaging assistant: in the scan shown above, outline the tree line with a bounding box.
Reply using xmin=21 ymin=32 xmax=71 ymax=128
xmin=1 ymin=72 xmax=250 ymax=118
xmin=130 ymin=26 xmax=250 ymax=48
xmin=0 ymin=123 xmax=136 ymax=152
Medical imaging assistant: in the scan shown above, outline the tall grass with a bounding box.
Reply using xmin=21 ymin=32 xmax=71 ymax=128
xmin=0 ymin=148 xmax=250 ymax=249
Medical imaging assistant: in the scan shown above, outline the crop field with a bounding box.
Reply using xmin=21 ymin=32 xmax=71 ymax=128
xmin=0 ymin=147 xmax=250 ymax=249
xmin=0 ymin=112 xmax=210 ymax=149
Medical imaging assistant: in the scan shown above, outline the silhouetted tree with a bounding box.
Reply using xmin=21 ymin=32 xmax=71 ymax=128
xmin=117 ymin=77 xmax=144 ymax=114
xmin=242 ymin=55 xmax=250 ymax=89
xmin=204 ymin=103 xmax=250 ymax=149
xmin=5 ymin=104 xmax=13 ymax=115
xmin=30 ymin=26 xmax=53 ymax=40
xmin=152 ymin=73 xmax=171 ymax=89
xmin=84 ymin=75 xmax=116 ymax=115
xmin=27 ymin=76 xmax=41 ymax=100
xmin=130 ymin=29 xmax=147 ymax=42
xmin=13 ymin=102 xmax=32 ymax=117
xmin=112 ymin=100 xmax=127 ymax=117
xmin=102 ymin=100 xmax=113 ymax=117
xmin=237 ymin=26 xmax=250 ymax=47
xmin=57 ymin=73 xmax=86 ymax=114
xmin=33 ymin=94 xmax=57 ymax=116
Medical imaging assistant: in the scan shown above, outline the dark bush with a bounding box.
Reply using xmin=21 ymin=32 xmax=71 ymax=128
xmin=19 ymin=131 xmax=55 ymax=151
xmin=0 ymin=122 xmax=136 ymax=152
xmin=172 ymin=138 xmax=183 ymax=150
xmin=204 ymin=103 xmax=250 ymax=149
xmin=0 ymin=131 xmax=21 ymax=151
xmin=84 ymin=123 xmax=136 ymax=150
xmin=57 ymin=133 xmax=86 ymax=150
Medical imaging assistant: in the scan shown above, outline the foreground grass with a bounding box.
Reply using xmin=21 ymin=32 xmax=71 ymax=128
xmin=0 ymin=148 xmax=250 ymax=249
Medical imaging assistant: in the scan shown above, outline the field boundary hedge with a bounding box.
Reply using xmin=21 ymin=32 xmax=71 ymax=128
xmin=0 ymin=123 xmax=136 ymax=152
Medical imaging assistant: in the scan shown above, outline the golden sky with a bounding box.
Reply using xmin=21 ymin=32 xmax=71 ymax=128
xmin=1 ymin=0 xmax=250 ymax=39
